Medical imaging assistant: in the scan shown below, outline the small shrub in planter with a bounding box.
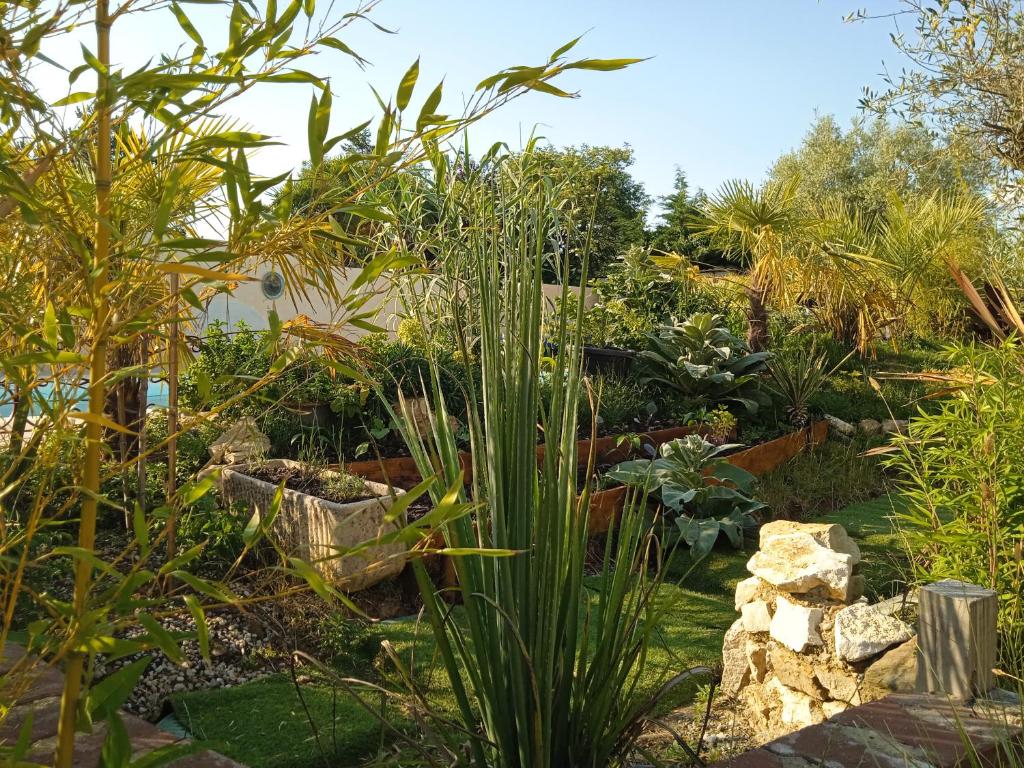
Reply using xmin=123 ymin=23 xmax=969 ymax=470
xmin=607 ymin=434 xmax=766 ymax=559
xmin=219 ymin=459 xmax=408 ymax=591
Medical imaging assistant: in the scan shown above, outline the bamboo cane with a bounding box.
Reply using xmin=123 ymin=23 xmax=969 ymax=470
xmin=54 ymin=0 xmax=112 ymax=762
xmin=166 ymin=272 xmax=179 ymax=561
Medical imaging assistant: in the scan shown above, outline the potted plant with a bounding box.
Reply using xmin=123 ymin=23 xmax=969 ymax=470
xmin=218 ymin=458 xmax=407 ymax=591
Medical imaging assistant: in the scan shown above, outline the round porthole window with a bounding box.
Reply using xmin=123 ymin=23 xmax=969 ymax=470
xmin=261 ymin=270 xmax=285 ymax=300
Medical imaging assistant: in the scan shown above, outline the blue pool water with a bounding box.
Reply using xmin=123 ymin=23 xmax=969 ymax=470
xmin=0 ymin=380 xmax=170 ymax=419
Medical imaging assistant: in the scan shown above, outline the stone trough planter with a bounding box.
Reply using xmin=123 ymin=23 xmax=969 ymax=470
xmin=219 ymin=459 xmax=408 ymax=591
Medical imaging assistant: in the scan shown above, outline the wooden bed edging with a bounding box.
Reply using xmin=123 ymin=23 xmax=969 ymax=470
xmin=343 ymin=422 xmax=708 ymax=489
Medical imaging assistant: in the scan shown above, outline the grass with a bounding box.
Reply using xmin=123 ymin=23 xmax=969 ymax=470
xmin=171 ymin=457 xmax=907 ymax=767
xmin=821 ymin=494 xmax=909 ymax=601
xmin=758 ymin=437 xmax=887 ymax=520
xmin=173 ymin=675 xmax=399 ymax=768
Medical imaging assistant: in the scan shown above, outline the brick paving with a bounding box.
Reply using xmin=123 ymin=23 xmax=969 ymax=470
xmin=713 ymin=693 xmax=1022 ymax=767
xmin=1 ymin=644 xmax=243 ymax=767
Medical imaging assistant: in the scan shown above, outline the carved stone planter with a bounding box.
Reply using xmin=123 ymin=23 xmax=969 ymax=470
xmin=219 ymin=459 xmax=407 ymax=591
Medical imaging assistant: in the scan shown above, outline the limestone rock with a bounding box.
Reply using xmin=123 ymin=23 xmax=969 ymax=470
xmin=208 ymin=417 xmax=270 ymax=465
xmin=768 ymin=645 xmax=827 ymax=700
xmin=741 ymin=599 xmax=773 ymax=633
xmin=862 ymin=637 xmax=918 ymax=701
xmin=759 ymin=521 xmax=861 ymax=565
xmin=881 ymin=418 xmax=909 ymax=435
xmin=746 ymin=640 xmax=768 ymax=683
xmin=813 ymin=664 xmax=862 ymax=705
xmin=721 ymin=619 xmax=751 ymax=696
xmin=822 ymin=700 xmax=849 ymax=718
xmin=770 ymin=595 xmax=824 ymax=653
xmin=398 ymin=397 xmax=460 ymax=438
xmin=748 ymin=533 xmax=854 ymax=600
xmin=858 ymin=418 xmax=881 ymax=436
xmin=834 ymin=602 xmax=914 ymax=663
xmin=824 ymin=414 xmax=856 ymax=437
xmin=766 ymin=677 xmax=825 ymax=729
xmin=734 ymin=575 xmax=764 ymax=610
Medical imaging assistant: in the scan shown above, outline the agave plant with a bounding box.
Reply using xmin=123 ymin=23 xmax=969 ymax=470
xmin=639 ymin=312 xmax=771 ymax=412
xmin=607 ymin=434 xmax=766 ymax=560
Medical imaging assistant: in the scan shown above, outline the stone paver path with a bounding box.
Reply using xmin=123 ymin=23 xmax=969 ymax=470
xmin=1 ymin=644 xmax=243 ymax=767
xmin=715 ymin=693 xmax=1022 ymax=767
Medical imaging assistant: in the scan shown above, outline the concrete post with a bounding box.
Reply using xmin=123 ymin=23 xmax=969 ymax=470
xmin=916 ymin=579 xmax=998 ymax=701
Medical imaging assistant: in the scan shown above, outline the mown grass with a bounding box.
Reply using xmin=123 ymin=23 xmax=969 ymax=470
xmin=171 ymin=465 xmax=906 ymax=767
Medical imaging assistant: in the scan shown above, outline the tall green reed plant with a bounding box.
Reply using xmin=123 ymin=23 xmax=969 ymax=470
xmin=884 ymin=340 xmax=1024 ymax=679
xmin=376 ymin=149 xmax=676 ymax=767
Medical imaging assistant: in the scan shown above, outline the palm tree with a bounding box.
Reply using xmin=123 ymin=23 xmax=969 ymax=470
xmin=698 ymin=178 xmax=803 ymax=351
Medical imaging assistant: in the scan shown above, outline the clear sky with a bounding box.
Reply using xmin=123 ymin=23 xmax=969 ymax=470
xmin=39 ymin=0 xmax=908 ymax=215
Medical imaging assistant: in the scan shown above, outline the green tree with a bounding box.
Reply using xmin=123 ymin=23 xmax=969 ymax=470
xmin=856 ymin=0 xmax=1017 ymax=196
xmin=529 ymin=144 xmax=649 ymax=279
xmin=770 ymin=115 xmax=986 ymax=220
xmin=649 ymin=168 xmax=728 ymax=267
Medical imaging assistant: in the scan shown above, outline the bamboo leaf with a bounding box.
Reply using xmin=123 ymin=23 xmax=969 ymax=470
xmin=396 ymin=57 xmax=419 ymax=111
xmin=170 ymin=2 xmax=204 ymax=47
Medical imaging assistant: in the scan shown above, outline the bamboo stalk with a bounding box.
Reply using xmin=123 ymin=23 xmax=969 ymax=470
xmin=54 ymin=0 xmax=112 ymax=764
xmin=166 ymin=272 xmax=179 ymax=561
xmin=137 ymin=336 xmax=149 ymax=514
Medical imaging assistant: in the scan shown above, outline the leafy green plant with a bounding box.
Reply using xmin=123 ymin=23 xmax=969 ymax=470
xmin=885 ymin=340 xmax=1024 ymax=677
xmin=607 ymin=434 xmax=766 ymax=559
xmin=360 ymin=145 xmax=675 ymax=767
xmin=767 ymin=344 xmax=850 ymax=427
xmin=639 ymin=313 xmax=770 ymax=412
xmin=685 ymin=405 xmax=737 ymax=443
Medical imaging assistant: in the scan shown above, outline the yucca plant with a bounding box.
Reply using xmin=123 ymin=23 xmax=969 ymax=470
xmin=766 ymin=345 xmax=851 ymax=427
xmin=373 ymin=149 xmax=676 ymax=767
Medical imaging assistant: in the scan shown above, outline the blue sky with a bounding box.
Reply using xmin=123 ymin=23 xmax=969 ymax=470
xmin=40 ymin=0 xmax=908 ymax=216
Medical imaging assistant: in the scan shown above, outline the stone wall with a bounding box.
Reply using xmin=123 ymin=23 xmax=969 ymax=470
xmin=721 ymin=521 xmax=918 ymax=741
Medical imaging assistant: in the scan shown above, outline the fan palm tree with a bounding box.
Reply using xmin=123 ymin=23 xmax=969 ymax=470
xmin=698 ymin=177 xmax=804 ymax=351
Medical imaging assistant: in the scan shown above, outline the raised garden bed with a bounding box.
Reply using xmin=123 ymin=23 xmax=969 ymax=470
xmin=343 ymin=423 xmax=713 ymax=488
xmin=219 ymin=458 xmax=408 ymax=591
xmin=587 ymin=420 xmax=830 ymax=535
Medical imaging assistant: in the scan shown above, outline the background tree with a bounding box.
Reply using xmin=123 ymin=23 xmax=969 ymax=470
xmin=856 ymin=0 xmax=1019 ymax=202
xmin=529 ymin=144 xmax=649 ymax=280
xmin=649 ymin=167 xmax=729 ymax=267
xmin=770 ymin=115 xmax=987 ymax=220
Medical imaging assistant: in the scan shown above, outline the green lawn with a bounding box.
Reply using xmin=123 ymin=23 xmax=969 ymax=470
xmin=172 ymin=494 xmax=906 ymax=767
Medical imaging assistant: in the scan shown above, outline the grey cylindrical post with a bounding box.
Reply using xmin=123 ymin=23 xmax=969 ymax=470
xmin=916 ymin=579 xmax=998 ymax=701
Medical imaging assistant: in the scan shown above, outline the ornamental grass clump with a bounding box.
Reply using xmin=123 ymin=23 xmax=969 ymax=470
xmin=377 ymin=149 xmax=677 ymax=767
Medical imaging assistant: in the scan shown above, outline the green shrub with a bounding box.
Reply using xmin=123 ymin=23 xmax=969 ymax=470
xmin=885 ymin=341 xmax=1024 ymax=676
xmin=639 ymin=313 xmax=770 ymax=413
xmin=313 ymin=614 xmax=381 ymax=670
xmin=608 ymin=434 xmax=766 ymax=559
xmin=758 ymin=438 xmax=887 ymax=520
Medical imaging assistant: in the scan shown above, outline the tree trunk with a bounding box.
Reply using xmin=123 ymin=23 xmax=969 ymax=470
xmin=744 ymin=278 xmax=770 ymax=352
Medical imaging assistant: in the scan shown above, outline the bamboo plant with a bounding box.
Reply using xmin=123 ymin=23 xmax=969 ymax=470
xmin=0 ymin=1 xmax=637 ymax=763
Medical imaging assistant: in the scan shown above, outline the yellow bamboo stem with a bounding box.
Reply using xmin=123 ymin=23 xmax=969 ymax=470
xmin=54 ymin=0 xmax=112 ymax=763
xmin=166 ymin=272 xmax=179 ymax=562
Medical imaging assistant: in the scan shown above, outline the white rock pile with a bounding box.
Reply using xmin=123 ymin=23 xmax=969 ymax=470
xmin=721 ymin=520 xmax=917 ymax=740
